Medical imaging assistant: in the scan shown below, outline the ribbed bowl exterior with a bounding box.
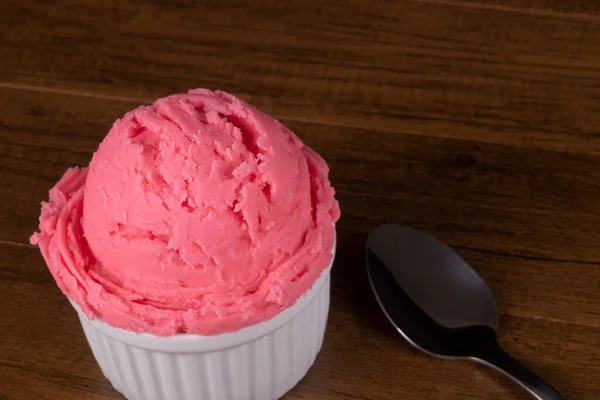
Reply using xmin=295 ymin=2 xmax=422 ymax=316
xmin=75 ymin=273 xmax=331 ymax=400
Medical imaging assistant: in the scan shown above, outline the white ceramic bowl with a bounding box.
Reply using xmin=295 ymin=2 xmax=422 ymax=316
xmin=70 ymin=253 xmax=334 ymax=400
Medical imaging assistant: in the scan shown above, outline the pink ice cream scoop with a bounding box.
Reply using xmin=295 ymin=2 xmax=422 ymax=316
xmin=31 ymin=89 xmax=340 ymax=336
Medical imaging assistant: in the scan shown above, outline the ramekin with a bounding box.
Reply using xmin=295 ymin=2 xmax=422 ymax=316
xmin=69 ymin=251 xmax=334 ymax=400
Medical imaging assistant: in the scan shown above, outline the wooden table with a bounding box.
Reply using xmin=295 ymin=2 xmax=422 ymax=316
xmin=2 ymin=0 xmax=600 ymax=399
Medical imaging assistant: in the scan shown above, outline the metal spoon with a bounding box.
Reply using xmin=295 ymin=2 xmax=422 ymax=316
xmin=366 ymin=224 xmax=566 ymax=400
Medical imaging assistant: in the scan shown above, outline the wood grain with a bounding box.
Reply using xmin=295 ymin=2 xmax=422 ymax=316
xmin=428 ymin=0 xmax=600 ymax=17
xmin=4 ymin=0 xmax=600 ymax=153
xmin=1 ymin=0 xmax=600 ymax=399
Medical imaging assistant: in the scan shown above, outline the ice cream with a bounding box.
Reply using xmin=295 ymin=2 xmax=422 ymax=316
xmin=31 ymin=89 xmax=340 ymax=336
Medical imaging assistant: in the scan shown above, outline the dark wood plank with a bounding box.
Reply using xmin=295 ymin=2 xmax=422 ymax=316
xmin=2 ymin=86 xmax=600 ymax=262
xmin=3 ymin=0 xmax=600 ymax=154
xmin=0 ymin=244 xmax=119 ymax=400
xmin=1 ymin=237 xmax=597 ymax=399
xmin=2 ymin=87 xmax=600 ymax=330
xmin=424 ymin=0 xmax=600 ymax=15
xmin=432 ymin=0 xmax=600 ymax=16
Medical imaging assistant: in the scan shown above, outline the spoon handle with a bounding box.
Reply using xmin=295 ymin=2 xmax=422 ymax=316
xmin=475 ymin=339 xmax=566 ymax=400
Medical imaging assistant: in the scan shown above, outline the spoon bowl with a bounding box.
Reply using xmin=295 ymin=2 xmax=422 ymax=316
xmin=366 ymin=224 xmax=566 ymax=400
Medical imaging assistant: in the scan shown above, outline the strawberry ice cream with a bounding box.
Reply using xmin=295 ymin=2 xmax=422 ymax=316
xmin=31 ymin=89 xmax=340 ymax=336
